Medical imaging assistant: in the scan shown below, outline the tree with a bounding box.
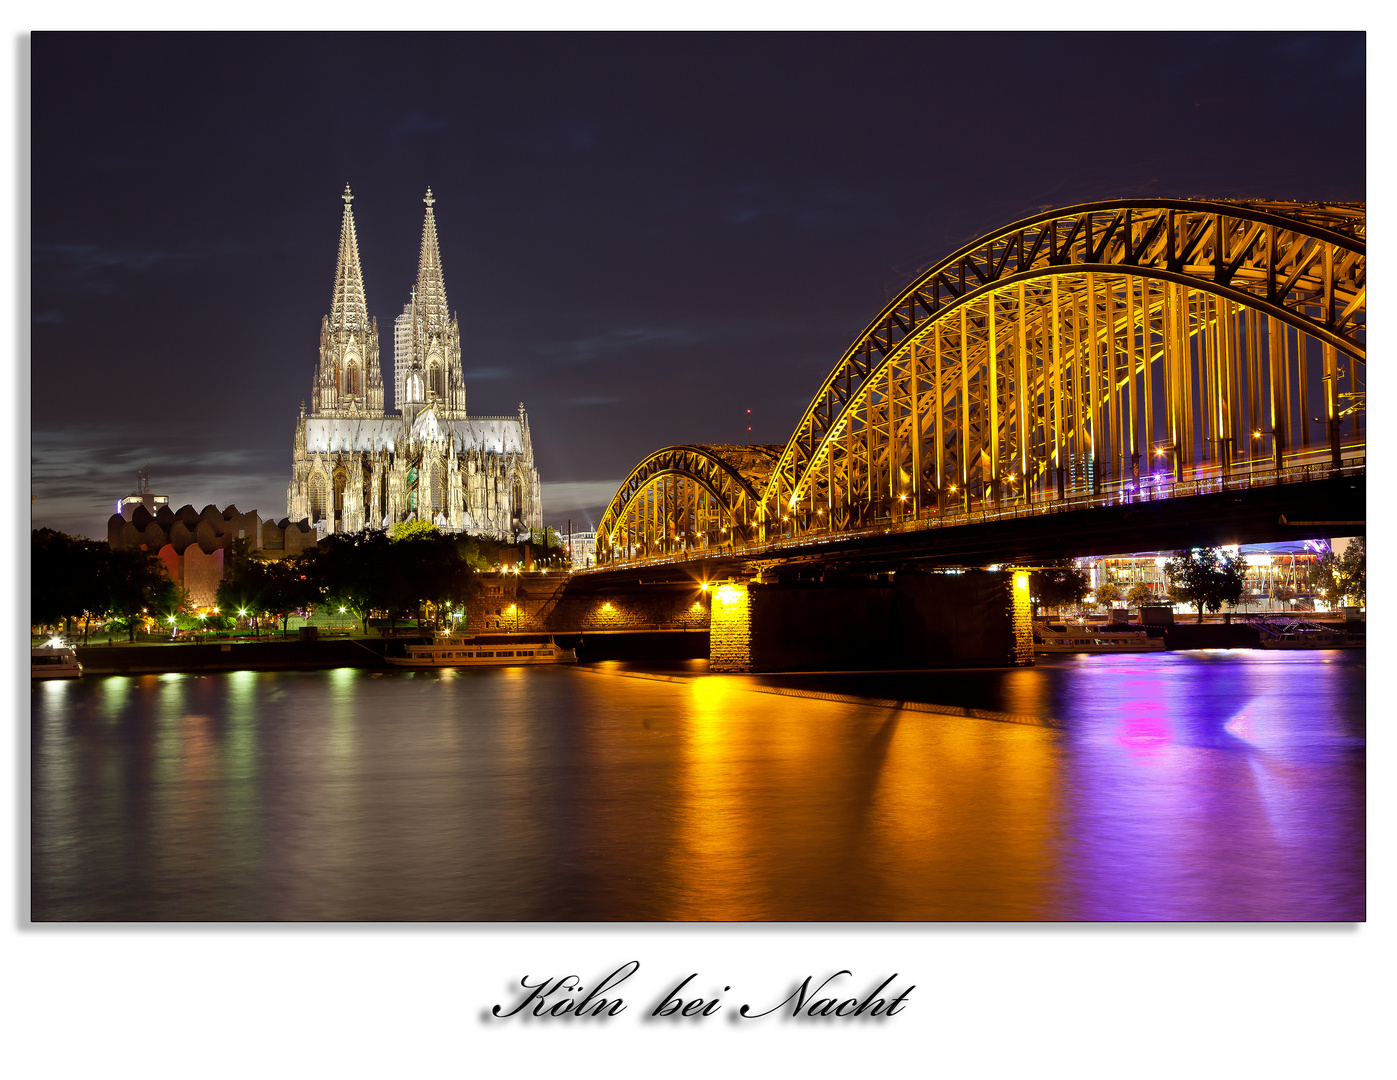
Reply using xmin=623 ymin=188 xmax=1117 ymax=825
xmin=394 ymin=533 xmax=473 ymax=629
xmin=1028 ymin=559 xmax=1090 ymax=617
xmin=1163 ymin=547 xmax=1245 ymax=623
xmin=1094 ymin=581 xmax=1123 ymax=609
xmin=32 ymin=530 xmax=107 ymax=639
xmin=1338 ymin=537 xmax=1365 ymax=606
xmin=389 ymin=519 xmax=438 ymax=543
xmin=1315 ymin=537 xmax=1365 ymax=607
xmin=103 ymin=546 xmax=179 ymax=641
xmin=1126 ymin=582 xmax=1153 ymax=610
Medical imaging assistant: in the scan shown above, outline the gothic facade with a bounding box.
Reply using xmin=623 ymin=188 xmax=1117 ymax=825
xmin=287 ymin=187 xmax=543 ymax=539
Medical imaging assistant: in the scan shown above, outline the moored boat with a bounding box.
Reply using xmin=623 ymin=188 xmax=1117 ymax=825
xmin=386 ymin=633 xmax=577 ymax=668
xmin=32 ymin=645 xmax=83 ymax=678
xmin=1034 ymin=627 xmax=1165 ymax=655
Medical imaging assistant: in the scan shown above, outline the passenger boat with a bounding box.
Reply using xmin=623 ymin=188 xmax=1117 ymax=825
xmin=1034 ymin=627 xmax=1165 ymax=655
xmin=32 ymin=645 xmax=83 ymax=678
xmin=386 ymin=633 xmax=578 ymax=668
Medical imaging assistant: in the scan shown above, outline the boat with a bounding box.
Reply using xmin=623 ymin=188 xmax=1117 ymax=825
xmin=1034 ymin=626 xmax=1165 ymax=655
xmin=386 ymin=633 xmax=578 ymax=668
xmin=32 ymin=645 xmax=83 ymax=678
xmin=1255 ymin=619 xmax=1364 ymax=650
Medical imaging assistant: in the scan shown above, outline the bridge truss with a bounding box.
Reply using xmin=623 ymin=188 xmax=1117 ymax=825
xmin=596 ymin=444 xmax=780 ymax=563
xmin=597 ymin=200 xmax=1364 ymax=567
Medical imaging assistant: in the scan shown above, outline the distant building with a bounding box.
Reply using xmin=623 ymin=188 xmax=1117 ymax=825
xmin=393 ymin=302 xmax=413 ymax=412
xmin=107 ymin=502 xmax=316 ymax=609
xmin=568 ymin=530 xmax=596 ymax=571
xmin=116 ymin=463 xmax=169 ymax=521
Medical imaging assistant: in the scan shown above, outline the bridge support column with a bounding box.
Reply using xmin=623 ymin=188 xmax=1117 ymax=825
xmin=709 ymin=581 xmax=753 ymax=672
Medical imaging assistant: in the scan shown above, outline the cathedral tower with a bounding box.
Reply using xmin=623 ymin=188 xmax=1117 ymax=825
xmin=311 ymin=185 xmax=384 ymax=417
xmin=399 ymin=188 xmax=466 ymax=417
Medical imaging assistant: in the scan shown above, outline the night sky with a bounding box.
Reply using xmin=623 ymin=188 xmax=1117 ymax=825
xmin=30 ymin=31 xmax=1365 ymax=538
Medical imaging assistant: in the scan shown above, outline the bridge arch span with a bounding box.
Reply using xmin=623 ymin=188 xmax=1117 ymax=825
xmin=596 ymin=444 xmax=781 ymax=565
xmin=764 ymin=199 xmax=1365 ymax=529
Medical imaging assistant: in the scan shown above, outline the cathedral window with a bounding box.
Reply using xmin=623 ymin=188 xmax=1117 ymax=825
xmin=346 ymin=363 xmax=359 ymax=397
xmin=429 ymin=363 xmax=443 ymax=399
xmin=310 ymin=474 xmax=327 ymax=523
xmin=431 ymin=464 xmax=442 ymax=510
xmin=333 ymin=468 xmax=347 ymax=520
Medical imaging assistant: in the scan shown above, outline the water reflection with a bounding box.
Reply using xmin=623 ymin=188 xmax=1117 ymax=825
xmin=31 ymin=652 xmax=1364 ymax=921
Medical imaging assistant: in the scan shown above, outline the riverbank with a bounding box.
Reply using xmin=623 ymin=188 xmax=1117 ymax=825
xmin=73 ymin=629 xmax=712 ymax=674
xmin=76 ymin=637 xmax=394 ymax=674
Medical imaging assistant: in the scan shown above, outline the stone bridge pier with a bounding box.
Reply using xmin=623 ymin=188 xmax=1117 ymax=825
xmin=708 ymin=570 xmax=1033 ymax=673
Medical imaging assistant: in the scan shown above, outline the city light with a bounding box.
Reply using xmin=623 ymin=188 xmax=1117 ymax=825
xmin=1014 ymin=574 xmax=1029 ymax=591
xmin=46 ymin=637 xmax=64 ymax=648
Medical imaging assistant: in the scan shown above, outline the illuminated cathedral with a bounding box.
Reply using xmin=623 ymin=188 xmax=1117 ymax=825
xmin=286 ymin=186 xmax=542 ymax=538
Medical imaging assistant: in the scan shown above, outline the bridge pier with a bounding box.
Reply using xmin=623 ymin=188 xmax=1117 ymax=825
xmin=709 ymin=571 xmax=1032 ymax=673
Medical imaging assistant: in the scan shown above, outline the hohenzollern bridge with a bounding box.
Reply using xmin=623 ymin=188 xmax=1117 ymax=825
xmin=568 ymin=199 xmax=1365 ymax=670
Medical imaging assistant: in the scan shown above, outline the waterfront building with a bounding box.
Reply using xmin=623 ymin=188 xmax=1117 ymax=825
xmin=286 ymin=186 xmax=543 ymax=539
xmin=1080 ymin=541 xmax=1334 ymax=613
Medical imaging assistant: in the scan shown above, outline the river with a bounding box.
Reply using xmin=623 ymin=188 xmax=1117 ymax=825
xmin=30 ymin=651 xmax=1365 ymax=921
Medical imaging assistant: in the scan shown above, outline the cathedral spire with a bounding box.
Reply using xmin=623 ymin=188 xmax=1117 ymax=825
xmin=414 ymin=186 xmax=449 ymax=323
xmin=330 ymin=184 xmax=369 ymax=333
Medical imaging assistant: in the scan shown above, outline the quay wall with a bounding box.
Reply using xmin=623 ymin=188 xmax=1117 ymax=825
xmin=76 ymin=638 xmax=392 ymax=675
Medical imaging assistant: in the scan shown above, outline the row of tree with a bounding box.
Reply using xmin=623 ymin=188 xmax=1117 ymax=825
xmin=33 ymin=524 xmax=568 ymax=641
xmin=32 ymin=530 xmax=180 ymax=641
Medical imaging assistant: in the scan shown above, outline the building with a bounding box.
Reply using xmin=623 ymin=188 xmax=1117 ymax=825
xmin=1083 ymin=541 xmax=1331 ymax=613
xmin=286 ymin=186 xmax=543 ymax=539
xmin=116 ymin=463 xmax=169 ymax=520
xmin=568 ymin=530 xmax=597 ymax=571
xmin=107 ymin=500 xmax=316 ymax=609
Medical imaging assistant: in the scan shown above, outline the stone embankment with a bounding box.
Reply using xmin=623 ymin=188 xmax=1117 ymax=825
xmin=76 ymin=638 xmax=393 ymax=675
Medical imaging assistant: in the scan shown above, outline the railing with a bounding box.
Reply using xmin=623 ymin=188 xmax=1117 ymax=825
xmin=587 ymin=453 xmax=1364 ymax=573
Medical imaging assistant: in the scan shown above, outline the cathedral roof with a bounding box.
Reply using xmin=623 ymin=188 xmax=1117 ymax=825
xmin=330 ymin=185 xmax=369 ymax=334
xmin=304 ymin=415 xmax=527 ymax=455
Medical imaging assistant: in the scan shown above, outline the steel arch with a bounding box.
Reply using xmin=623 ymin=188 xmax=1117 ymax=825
xmin=764 ymin=199 xmax=1365 ymax=514
xmin=596 ymin=444 xmax=780 ymax=565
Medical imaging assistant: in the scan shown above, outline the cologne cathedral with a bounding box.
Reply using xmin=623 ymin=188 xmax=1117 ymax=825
xmin=286 ymin=186 xmax=543 ymax=538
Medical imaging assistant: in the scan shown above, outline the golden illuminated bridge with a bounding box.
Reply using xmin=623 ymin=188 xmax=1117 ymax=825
xmin=592 ymin=199 xmax=1364 ymax=580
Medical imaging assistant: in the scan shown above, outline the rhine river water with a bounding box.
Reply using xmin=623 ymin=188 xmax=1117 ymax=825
xmin=31 ymin=651 xmax=1365 ymax=921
